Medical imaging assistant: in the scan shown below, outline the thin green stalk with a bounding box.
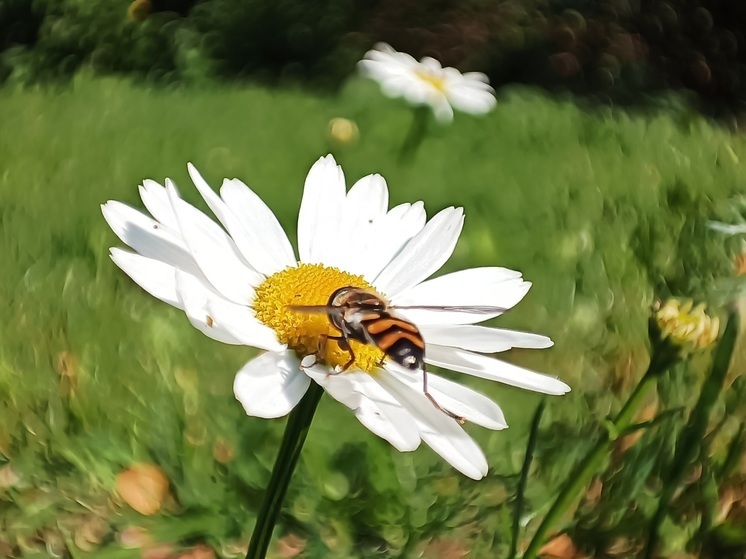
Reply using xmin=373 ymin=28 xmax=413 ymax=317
xmin=643 ymin=311 xmax=739 ymax=559
xmin=246 ymin=382 xmax=324 ymax=559
xmin=398 ymin=106 xmax=430 ymax=164
xmin=522 ymin=349 xmax=671 ymax=559
xmin=510 ymin=399 xmax=546 ymax=559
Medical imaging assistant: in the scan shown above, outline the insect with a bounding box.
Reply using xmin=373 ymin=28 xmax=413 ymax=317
xmin=288 ymin=286 xmax=508 ymax=423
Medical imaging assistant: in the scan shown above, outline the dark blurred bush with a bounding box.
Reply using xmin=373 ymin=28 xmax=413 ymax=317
xmin=633 ymin=2 xmax=746 ymax=116
xmin=0 ymin=0 xmax=189 ymax=83
xmin=189 ymin=0 xmax=374 ymax=87
xmin=486 ymin=0 xmax=746 ymax=117
xmin=2 ymin=0 xmax=746 ymax=116
xmin=365 ymin=0 xmax=746 ymax=117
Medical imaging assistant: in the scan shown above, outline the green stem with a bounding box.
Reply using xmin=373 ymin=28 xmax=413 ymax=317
xmin=643 ymin=312 xmax=739 ymax=559
xmin=510 ymin=400 xmax=546 ymax=559
xmin=246 ymin=382 xmax=324 ymax=559
xmin=398 ymin=106 xmax=430 ymax=164
xmin=522 ymin=357 xmax=666 ymax=559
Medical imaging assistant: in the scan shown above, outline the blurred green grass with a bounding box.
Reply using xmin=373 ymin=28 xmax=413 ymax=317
xmin=0 ymin=76 xmax=744 ymax=558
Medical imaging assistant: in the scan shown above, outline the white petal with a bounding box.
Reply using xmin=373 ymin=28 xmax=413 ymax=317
xmin=392 ymin=267 xmax=531 ymax=325
xmin=462 ymin=72 xmax=490 ymax=84
xmin=324 ymin=173 xmax=389 ymax=274
xmin=166 ymin=182 xmax=260 ymax=304
xmin=373 ymin=207 xmax=464 ymax=296
xmin=187 ymin=165 xmax=256 ymax=264
xmin=430 ymin=98 xmax=454 ymax=123
xmin=447 ymin=85 xmax=496 ymax=116
xmin=344 ymin=174 xmax=389 ymax=225
xmin=387 ymin=201 xmax=427 ymax=229
xmin=187 ymin=163 xmax=295 ymax=276
xmin=419 ymin=57 xmax=443 ymax=71
xmin=386 ymin=364 xmax=508 ymax=430
xmin=359 ymin=60 xmax=402 ymax=83
xmin=373 ymin=369 xmax=488 ymax=479
xmin=357 ymin=201 xmax=427 ymax=282
xmin=234 ymin=352 xmax=311 ymax=419
xmin=425 ymin=345 xmax=570 ymax=395
xmin=172 ymin=268 xmax=284 ymax=350
xmin=206 ymin=297 xmax=285 ymax=351
xmin=301 ymin=359 xmax=363 ymax=408
xmin=394 ymin=76 xmax=430 ymax=104
xmin=110 ymin=248 xmax=181 ymax=307
xmin=220 ymin=178 xmax=296 ymax=275
xmin=359 ymin=44 xmax=418 ymax=82
xmin=101 ymin=201 xmax=200 ymax=276
xmin=297 ymin=155 xmax=347 ymax=264
xmin=367 ymin=43 xmax=417 ymax=70
xmin=174 ymin=269 xmax=246 ymax=345
xmin=139 ymin=179 xmax=179 ymax=230
xmin=420 ymin=324 xmax=553 ymax=353
xmin=302 ymin=363 xmax=421 ymax=452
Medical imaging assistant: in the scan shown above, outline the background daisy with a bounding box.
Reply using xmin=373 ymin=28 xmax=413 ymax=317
xmin=359 ymin=42 xmax=497 ymax=123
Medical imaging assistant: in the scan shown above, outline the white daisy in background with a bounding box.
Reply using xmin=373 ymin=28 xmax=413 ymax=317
xmin=102 ymin=155 xmax=569 ymax=480
xmin=359 ymin=42 xmax=496 ymax=123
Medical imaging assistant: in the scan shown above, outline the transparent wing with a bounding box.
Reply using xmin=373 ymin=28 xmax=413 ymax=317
xmin=287 ymin=304 xmax=509 ymax=315
xmin=391 ymin=305 xmax=509 ymax=314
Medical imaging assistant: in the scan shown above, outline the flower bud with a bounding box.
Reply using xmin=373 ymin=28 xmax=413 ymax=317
xmin=652 ymin=299 xmax=720 ymax=352
xmin=328 ymin=118 xmax=359 ymax=147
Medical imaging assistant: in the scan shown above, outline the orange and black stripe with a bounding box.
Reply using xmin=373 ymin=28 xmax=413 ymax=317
xmin=361 ymin=314 xmax=425 ymax=370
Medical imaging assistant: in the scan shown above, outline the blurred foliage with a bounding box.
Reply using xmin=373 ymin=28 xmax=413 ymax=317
xmin=189 ymin=0 xmax=370 ymax=87
xmin=5 ymin=0 xmax=746 ymax=116
xmin=0 ymin=0 xmax=198 ymax=84
xmin=0 ymin=77 xmax=745 ymax=557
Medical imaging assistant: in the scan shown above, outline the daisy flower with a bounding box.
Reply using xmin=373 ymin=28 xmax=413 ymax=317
xmin=102 ymin=155 xmax=569 ymax=480
xmin=359 ymin=42 xmax=496 ymax=123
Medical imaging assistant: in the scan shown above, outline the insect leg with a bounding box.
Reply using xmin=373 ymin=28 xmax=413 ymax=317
xmin=422 ymin=366 xmax=465 ymax=425
xmin=300 ymin=333 xmax=329 ymax=370
xmin=326 ymin=333 xmax=356 ymax=372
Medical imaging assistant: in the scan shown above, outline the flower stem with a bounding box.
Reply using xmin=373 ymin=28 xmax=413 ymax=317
xmin=398 ymin=106 xmax=430 ymax=164
xmin=643 ymin=311 xmax=739 ymax=559
xmin=245 ymin=382 xmax=324 ymax=559
xmin=510 ymin=399 xmax=546 ymax=559
xmin=521 ymin=352 xmax=672 ymax=559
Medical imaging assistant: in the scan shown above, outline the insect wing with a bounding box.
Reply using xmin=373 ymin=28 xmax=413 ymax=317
xmin=390 ymin=305 xmax=510 ymax=314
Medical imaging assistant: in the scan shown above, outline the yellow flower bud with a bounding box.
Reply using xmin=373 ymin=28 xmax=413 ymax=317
xmin=128 ymin=0 xmax=152 ymax=22
xmin=653 ymin=299 xmax=720 ymax=351
xmin=327 ymin=118 xmax=359 ymax=146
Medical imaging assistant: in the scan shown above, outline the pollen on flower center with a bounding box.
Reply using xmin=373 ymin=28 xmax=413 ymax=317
xmin=253 ymin=263 xmax=386 ymax=373
xmin=415 ymin=69 xmax=447 ymax=93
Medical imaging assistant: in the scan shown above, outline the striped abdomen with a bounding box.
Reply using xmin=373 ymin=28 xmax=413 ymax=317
xmin=361 ymin=313 xmax=425 ymax=370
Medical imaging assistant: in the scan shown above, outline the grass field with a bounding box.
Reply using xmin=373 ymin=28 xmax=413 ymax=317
xmin=0 ymin=76 xmax=745 ymax=558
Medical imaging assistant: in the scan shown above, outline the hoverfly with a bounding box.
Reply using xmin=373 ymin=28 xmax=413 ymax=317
xmin=288 ymin=286 xmax=508 ymax=422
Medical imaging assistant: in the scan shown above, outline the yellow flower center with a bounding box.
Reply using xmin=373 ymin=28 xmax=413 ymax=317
xmin=253 ymin=263 xmax=385 ymax=373
xmin=415 ymin=69 xmax=447 ymax=94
